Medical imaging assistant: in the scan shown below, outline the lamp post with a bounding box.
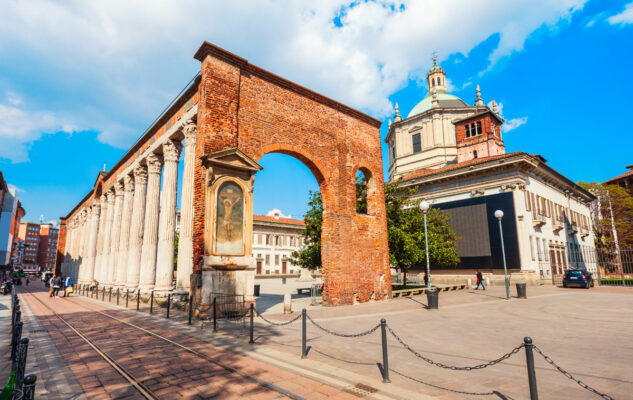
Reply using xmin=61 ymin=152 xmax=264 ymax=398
xmin=419 ymin=201 xmax=431 ymax=291
xmin=495 ymin=210 xmax=510 ymax=300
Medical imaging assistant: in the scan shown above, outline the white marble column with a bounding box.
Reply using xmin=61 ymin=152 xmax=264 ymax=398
xmin=102 ymin=190 xmax=115 ymax=285
xmin=176 ymin=121 xmax=197 ymax=291
xmin=84 ymin=203 xmax=101 ymax=282
xmin=94 ymin=195 xmax=108 ymax=284
xmin=70 ymin=218 xmax=79 ymax=282
xmin=126 ymin=164 xmax=148 ymax=288
xmin=108 ymin=182 xmax=124 ymax=286
xmin=61 ymin=220 xmax=72 ymax=277
xmin=139 ymin=153 xmax=163 ymax=291
xmin=78 ymin=210 xmax=89 ymax=283
xmin=155 ymin=140 xmax=182 ymax=293
xmin=116 ymin=175 xmax=134 ymax=286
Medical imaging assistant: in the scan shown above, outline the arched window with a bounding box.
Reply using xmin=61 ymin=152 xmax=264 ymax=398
xmin=465 ymin=124 xmax=471 ymax=138
xmin=355 ymin=169 xmax=369 ymax=214
xmin=431 ymin=78 xmax=435 ymax=87
xmin=477 ymin=121 xmax=482 ymax=135
xmin=473 ymin=150 xmax=478 ymax=159
xmin=437 ymin=77 xmax=441 ymax=86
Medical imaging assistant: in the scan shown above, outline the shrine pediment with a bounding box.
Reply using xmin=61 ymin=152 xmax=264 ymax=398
xmin=201 ymin=148 xmax=262 ymax=172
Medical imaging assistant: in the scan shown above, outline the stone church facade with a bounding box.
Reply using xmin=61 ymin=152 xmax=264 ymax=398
xmin=388 ymin=59 xmax=597 ymax=283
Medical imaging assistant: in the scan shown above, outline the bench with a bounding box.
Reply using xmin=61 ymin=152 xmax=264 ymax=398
xmin=297 ymin=287 xmax=312 ymax=295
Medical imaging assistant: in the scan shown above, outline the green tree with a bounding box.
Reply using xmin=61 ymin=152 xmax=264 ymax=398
xmin=290 ymin=180 xmax=461 ymax=283
xmin=579 ymin=181 xmax=633 ymax=248
xmin=385 ymin=180 xmax=460 ymax=286
xmin=289 ymin=191 xmax=322 ymax=271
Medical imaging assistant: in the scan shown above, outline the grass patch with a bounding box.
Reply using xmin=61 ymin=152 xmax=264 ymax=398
xmin=392 ymin=284 xmax=426 ymax=291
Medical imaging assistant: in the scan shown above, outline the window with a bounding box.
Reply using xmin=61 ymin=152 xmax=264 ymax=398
xmin=525 ymin=191 xmax=531 ymax=211
xmin=543 ymin=239 xmax=549 ymax=261
xmin=477 ymin=121 xmax=482 ymax=135
xmin=465 ymin=124 xmax=471 ymax=138
xmin=265 ymin=255 xmax=270 ymax=265
xmin=266 ymin=235 xmax=270 ymax=245
xmin=536 ymin=239 xmax=542 ymax=261
xmin=473 ymin=151 xmax=478 ymax=159
xmin=432 ymin=79 xmax=435 ymax=87
xmin=275 ymin=255 xmax=280 ymax=265
xmin=437 ymin=77 xmax=441 ymax=86
xmin=412 ymin=133 xmax=421 ymax=153
xmin=530 ymin=236 xmax=535 ymax=261
xmin=391 ymin=144 xmax=396 ymax=160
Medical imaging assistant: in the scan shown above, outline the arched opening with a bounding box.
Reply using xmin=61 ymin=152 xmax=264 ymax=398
xmin=355 ymin=168 xmax=370 ymax=214
xmin=252 ymin=152 xmax=322 ymax=280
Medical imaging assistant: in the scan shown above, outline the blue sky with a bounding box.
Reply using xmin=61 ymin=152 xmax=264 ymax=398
xmin=0 ymin=0 xmax=632 ymax=223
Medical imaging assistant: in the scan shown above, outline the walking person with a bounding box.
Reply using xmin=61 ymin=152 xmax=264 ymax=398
xmin=49 ymin=275 xmax=55 ymax=297
xmin=63 ymin=275 xmax=73 ymax=297
xmin=52 ymin=275 xmax=62 ymax=298
xmin=25 ymin=277 xmax=29 ymax=286
xmin=475 ymin=270 xmax=486 ymax=290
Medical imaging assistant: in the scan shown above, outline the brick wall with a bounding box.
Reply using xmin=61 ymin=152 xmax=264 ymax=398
xmin=192 ymin=42 xmax=391 ymax=305
xmin=456 ymin=112 xmax=505 ymax=163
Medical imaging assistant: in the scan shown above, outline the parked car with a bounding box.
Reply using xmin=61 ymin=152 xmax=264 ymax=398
xmin=562 ymin=269 xmax=594 ymax=289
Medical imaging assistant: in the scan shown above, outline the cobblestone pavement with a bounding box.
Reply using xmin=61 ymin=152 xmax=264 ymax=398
xmin=16 ymin=282 xmax=377 ymax=400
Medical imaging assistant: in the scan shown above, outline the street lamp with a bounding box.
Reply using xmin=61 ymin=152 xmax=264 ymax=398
xmin=419 ymin=200 xmax=431 ymax=291
xmin=495 ymin=210 xmax=510 ymax=300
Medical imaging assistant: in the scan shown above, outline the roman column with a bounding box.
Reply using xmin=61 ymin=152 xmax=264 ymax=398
xmin=78 ymin=210 xmax=89 ymax=283
xmin=126 ymin=164 xmax=148 ymax=288
xmin=116 ymin=175 xmax=134 ymax=286
xmin=154 ymin=140 xmax=182 ymax=293
xmin=139 ymin=153 xmax=163 ymax=291
xmin=108 ymin=181 xmax=124 ymax=286
xmin=102 ymin=190 xmax=115 ymax=286
xmin=84 ymin=203 xmax=101 ymax=282
xmin=94 ymin=194 xmax=108 ymax=284
xmin=176 ymin=120 xmax=196 ymax=291
xmin=61 ymin=220 xmax=72 ymax=277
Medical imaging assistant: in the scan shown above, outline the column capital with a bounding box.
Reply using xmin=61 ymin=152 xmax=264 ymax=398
xmin=163 ymin=139 xmax=183 ymax=163
xmin=106 ymin=189 xmax=116 ymax=203
xmin=114 ymin=180 xmax=124 ymax=196
xmin=146 ymin=153 xmax=163 ymax=175
xmin=91 ymin=203 xmax=101 ymax=216
xmin=124 ymin=174 xmax=135 ymax=192
xmin=183 ymin=120 xmax=197 ymax=142
xmin=134 ymin=163 xmax=148 ymax=184
xmin=100 ymin=194 xmax=107 ymax=204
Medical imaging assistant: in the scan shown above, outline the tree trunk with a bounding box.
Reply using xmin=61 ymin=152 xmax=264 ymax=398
xmin=403 ymin=268 xmax=407 ymax=288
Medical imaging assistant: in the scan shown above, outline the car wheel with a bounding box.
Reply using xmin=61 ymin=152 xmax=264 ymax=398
xmin=586 ymin=282 xmax=590 ymax=289
xmin=563 ymin=283 xmax=567 ymax=288
xmin=591 ymin=281 xmax=595 ymax=288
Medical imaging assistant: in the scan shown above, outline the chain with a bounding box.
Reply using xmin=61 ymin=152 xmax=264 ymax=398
xmin=388 ymin=326 xmax=524 ymax=370
xmin=391 ymin=369 xmax=497 ymax=396
xmin=306 ymin=314 xmax=380 ymax=338
xmin=255 ymin=309 xmax=302 ymax=326
xmin=533 ymin=346 xmax=614 ymax=400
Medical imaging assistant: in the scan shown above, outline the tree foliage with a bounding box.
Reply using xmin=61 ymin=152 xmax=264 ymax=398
xmin=579 ymin=181 xmax=633 ymax=248
xmin=289 ymin=191 xmax=322 ymax=271
xmin=290 ymin=179 xmax=461 ymax=280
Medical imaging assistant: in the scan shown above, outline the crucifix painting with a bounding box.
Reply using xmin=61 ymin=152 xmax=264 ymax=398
xmin=215 ymin=181 xmax=244 ymax=255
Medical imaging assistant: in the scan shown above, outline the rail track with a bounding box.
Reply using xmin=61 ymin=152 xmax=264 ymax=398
xmin=21 ymin=287 xmax=304 ymax=400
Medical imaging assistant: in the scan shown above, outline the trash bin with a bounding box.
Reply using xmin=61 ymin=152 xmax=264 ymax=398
xmin=426 ymin=289 xmax=439 ymax=310
xmin=516 ymin=282 xmax=527 ymax=299
xmin=254 ymin=284 xmax=260 ymax=297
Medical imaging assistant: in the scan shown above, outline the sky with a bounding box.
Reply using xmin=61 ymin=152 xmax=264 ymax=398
xmin=0 ymin=0 xmax=632 ymax=223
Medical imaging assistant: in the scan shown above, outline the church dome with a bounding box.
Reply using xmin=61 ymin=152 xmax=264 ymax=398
xmin=407 ymin=91 xmax=468 ymax=118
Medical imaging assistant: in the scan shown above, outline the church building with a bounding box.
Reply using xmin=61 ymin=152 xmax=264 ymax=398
xmin=387 ymin=58 xmax=597 ymax=283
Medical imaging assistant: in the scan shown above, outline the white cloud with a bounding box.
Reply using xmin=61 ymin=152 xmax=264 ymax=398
xmin=503 ymin=117 xmax=528 ymax=132
xmin=0 ymin=95 xmax=76 ymax=162
xmin=0 ymin=0 xmax=586 ymax=155
xmin=267 ymin=209 xmax=292 ymax=219
xmin=608 ymin=2 xmax=633 ymax=25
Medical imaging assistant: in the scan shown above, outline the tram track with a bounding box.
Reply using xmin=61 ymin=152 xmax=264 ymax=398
xmin=21 ymin=287 xmax=305 ymax=400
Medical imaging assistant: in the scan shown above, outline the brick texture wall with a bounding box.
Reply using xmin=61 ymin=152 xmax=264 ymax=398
xmin=456 ymin=112 xmax=505 ymax=163
xmin=193 ymin=42 xmax=391 ymax=305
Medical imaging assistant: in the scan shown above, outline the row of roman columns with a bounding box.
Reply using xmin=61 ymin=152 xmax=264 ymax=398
xmin=60 ymin=121 xmax=197 ymax=294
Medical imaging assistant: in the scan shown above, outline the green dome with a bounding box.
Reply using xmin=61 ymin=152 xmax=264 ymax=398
xmin=407 ymin=91 xmax=468 ymax=118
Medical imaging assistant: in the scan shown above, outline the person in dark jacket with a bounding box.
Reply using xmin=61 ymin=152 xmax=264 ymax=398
xmin=475 ymin=270 xmax=486 ymax=290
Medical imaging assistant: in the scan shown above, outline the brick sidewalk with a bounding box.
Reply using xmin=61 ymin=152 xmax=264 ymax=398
xmin=18 ymin=282 xmax=378 ymax=400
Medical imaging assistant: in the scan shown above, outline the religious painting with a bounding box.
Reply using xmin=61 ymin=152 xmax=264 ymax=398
xmin=214 ymin=181 xmax=244 ymax=255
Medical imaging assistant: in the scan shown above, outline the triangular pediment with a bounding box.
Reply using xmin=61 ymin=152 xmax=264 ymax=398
xmin=201 ymin=148 xmax=262 ymax=172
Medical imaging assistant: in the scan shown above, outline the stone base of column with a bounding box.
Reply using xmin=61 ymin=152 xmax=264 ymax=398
xmin=138 ymin=285 xmax=155 ymax=294
xmin=297 ymin=268 xmax=315 ymax=282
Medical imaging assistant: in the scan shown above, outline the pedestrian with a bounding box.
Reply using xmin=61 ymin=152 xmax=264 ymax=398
xmin=63 ymin=275 xmax=73 ymax=297
xmin=52 ymin=275 xmax=62 ymax=297
xmin=25 ymin=277 xmax=29 ymax=286
xmin=49 ymin=275 xmax=55 ymax=297
xmin=476 ymin=270 xmax=486 ymax=290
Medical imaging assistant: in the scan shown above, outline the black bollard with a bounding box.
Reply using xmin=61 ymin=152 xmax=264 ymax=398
xmin=126 ymin=289 xmax=129 ymax=308
xmin=109 ymin=287 xmax=112 ymax=302
xmin=301 ymin=309 xmax=307 ymax=358
xmin=149 ymin=291 xmax=154 ymax=314
xmin=15 ymin=337 xmax=30 ymax=388
xmin=249 ymin=303 xmax=254 ymax=344
xmin=101 ymin=287 xmax=105 ymax=301
xmin=381 ymin=318 xmax=390 ymax=383
xmin=188 ymin=294 xmax=193 ymax=325
xmin=11 ymin=320 xmax=22 ymax=361
xmin=524 ymin=337 xmax=538 ymax=400
xmin=23 ymin=374 xmax=37 ymax=400
xmin=213 ymin=297 xmax=217 ymax=332
xmin=136 ymin=289 xmax=140 ymax=311
xmin=166 ymin=294 xmax=171 ymax=319
xmin=116 ymin=288 xmax=120 ymax=305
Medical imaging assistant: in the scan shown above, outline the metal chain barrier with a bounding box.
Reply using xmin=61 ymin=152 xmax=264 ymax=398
xmin=391 ymin=369 xmax=498 ymax=397
xmin=306 ymin=314 xmax=380 ymax=338
xmin=255 ymin=309 xmax=302 ymax=326
xmin=388 ymin=326 xmax=524 ymax=370
xmin=533 ymin=346 xmax=614 ymax=400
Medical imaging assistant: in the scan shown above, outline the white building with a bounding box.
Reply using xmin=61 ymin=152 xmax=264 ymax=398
xmin=387 ymin=58 xmax=597 ymax=282
xmin=251 ymin=212 xmax=306 ymax=275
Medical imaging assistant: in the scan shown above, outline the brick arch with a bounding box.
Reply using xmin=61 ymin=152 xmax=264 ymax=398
xmin=192 ymin=41 xmax=391 ymax=305
xmin=352 ymin=165 xmax=379 ymax=216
